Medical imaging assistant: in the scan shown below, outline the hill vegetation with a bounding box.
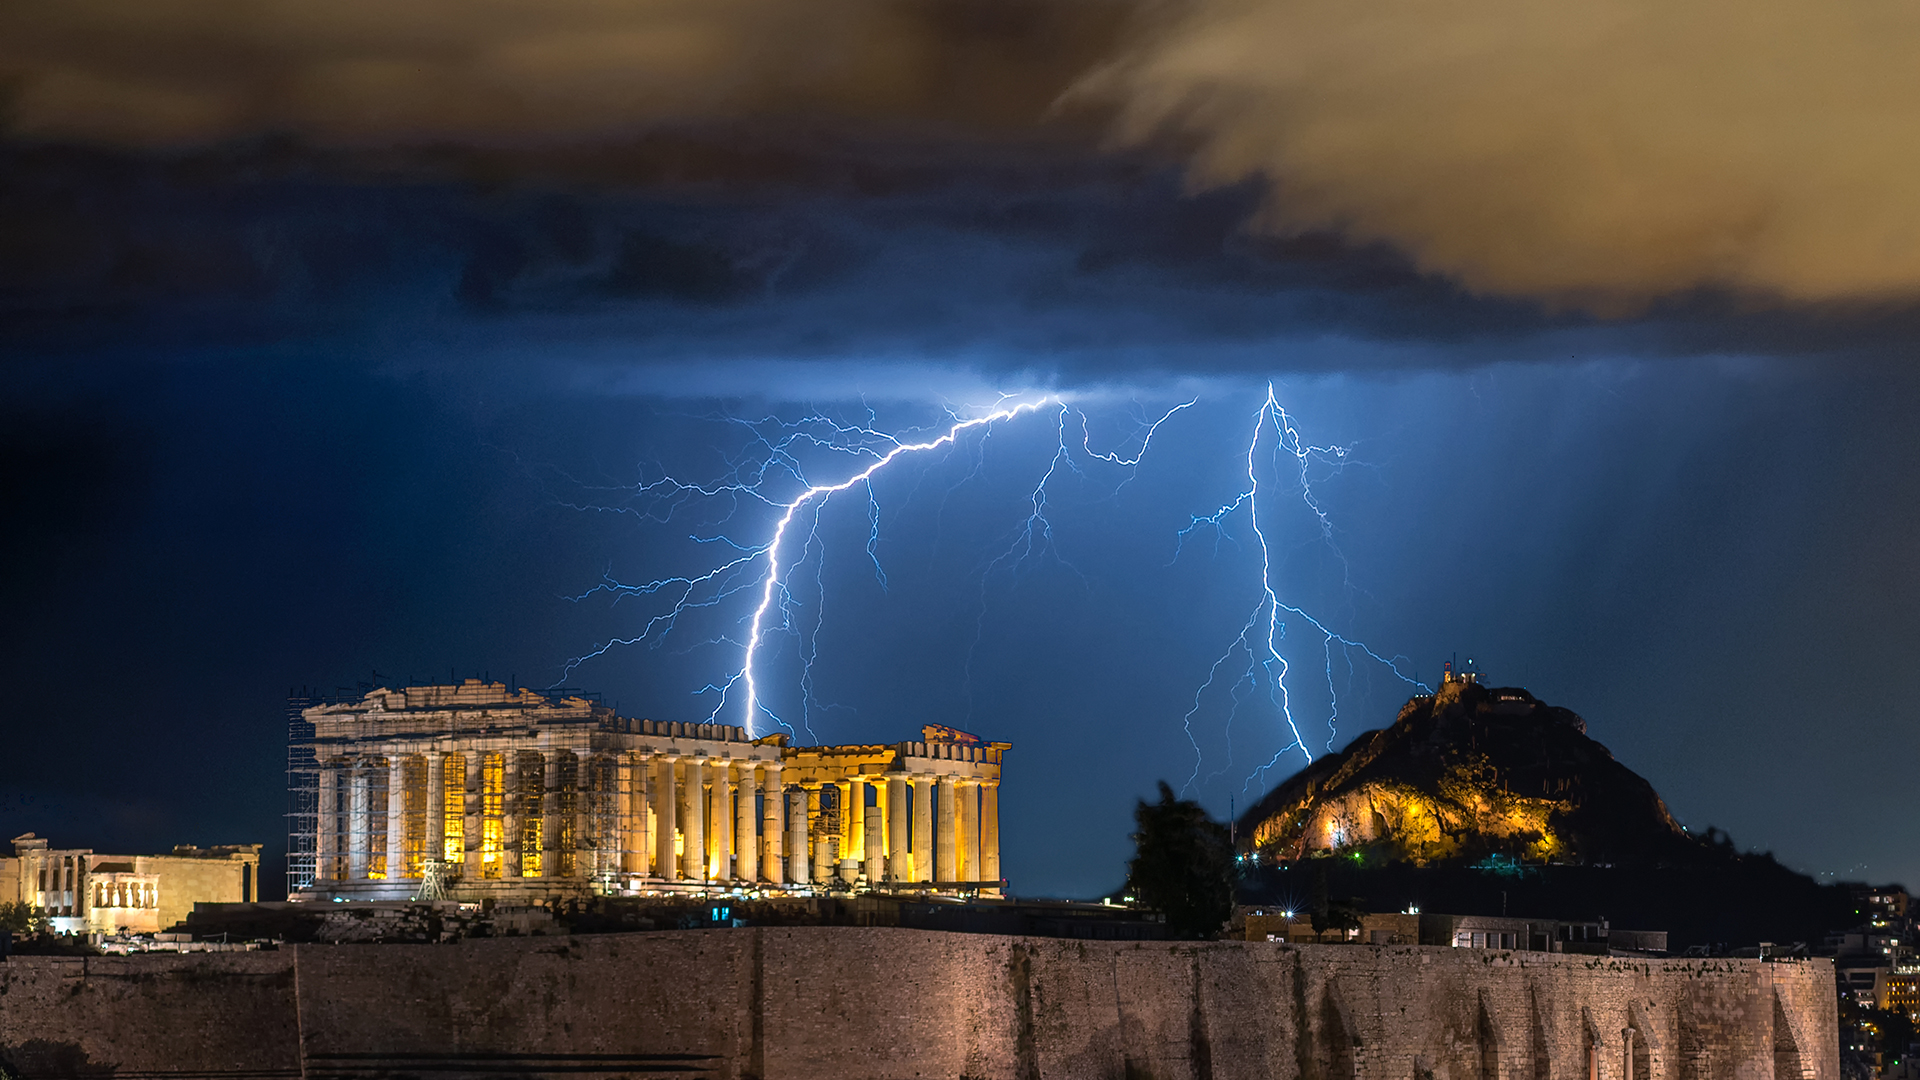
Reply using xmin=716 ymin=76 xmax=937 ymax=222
xmin=1231 ymin=679 xmax=1865 ymax=948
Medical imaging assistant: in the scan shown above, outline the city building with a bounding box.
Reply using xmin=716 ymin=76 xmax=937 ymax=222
xmin=1239 ymin=906 xmax=1667 ymax=954
xmin=1241 ymin=909 xmax=1422 ymax=945
xmin=1823 ymin=923 xmax=1906 ymax=1008
xmin=1886 ymin=960 xmax=1920 ymax=1022
xmin=1854 ymin=885 xmax=1911 ymax=927
xmin=288 ymin=681 xmax=1007 ymax=902
xmin=1828 ymin=926 xmax=1905 ymax=958
xmin=0 ymin=833 xmax=261 ymax=935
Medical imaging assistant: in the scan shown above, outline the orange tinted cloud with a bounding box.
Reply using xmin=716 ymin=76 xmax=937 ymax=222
xmin=1080 ymin=0 xmax=1920 ymax=309
xmin=0 ymin=0 xmax=1121 ymax=144
xmin=10 ymin=0 xmax=1920 ymax=310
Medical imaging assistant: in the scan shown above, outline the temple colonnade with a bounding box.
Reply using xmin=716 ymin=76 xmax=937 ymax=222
xmin=300 ymin=683 xmax=1005 ymax=899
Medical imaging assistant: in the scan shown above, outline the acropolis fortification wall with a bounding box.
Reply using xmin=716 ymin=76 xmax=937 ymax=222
xmin=0 ymin=928 xmax=1835 ymax=1080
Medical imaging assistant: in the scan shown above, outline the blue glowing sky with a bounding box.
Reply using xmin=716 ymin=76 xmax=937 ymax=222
xmin=6 ymin=5 xmax=1920 ymax=897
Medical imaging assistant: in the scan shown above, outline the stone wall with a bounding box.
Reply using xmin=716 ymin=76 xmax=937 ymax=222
xmin=0 ymin=951 xmax=299 ymax=1077
xmin=1 ymin=838 xmax=259 ymax=936
xmin=139 ymin=853 xmax=254 ymax=933
xmin=0 ymin=929 xmax=1835 ymax=1080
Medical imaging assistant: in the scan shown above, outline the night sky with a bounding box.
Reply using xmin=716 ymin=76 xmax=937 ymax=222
xmin=5 ymin=0 xmax=1920 ymax=901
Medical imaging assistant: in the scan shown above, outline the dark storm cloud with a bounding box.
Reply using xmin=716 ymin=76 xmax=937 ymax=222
xmin=0 ymin=393 xmax=153 ymax=608
xmin=9 ymin=135 xmax=1920 ymax=399
xmin=0 ymin=135 xmax=1566 ymax=386
xmin=9 ymin=0 xmax=1920 ymax=318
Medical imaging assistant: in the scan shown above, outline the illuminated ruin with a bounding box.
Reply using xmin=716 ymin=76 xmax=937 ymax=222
xmin=0 ymin=833 xmax=260 ymax=935
xmin=287 ymin=681 xmax=1005 ymax=901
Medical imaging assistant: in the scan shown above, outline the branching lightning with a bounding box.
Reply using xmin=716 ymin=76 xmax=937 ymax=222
xmin=736 ymin=400 xmax=1062 ymax=734
xmin=556 ymin=398 xmax=1056 ymax=736
xmin=554 ymin=386 xmax=1422 ymax=807
xmin=1173 ymin=384 xmax=1427 ymax=798
xmin=959 ymin=399 xmax=1196 ymax=719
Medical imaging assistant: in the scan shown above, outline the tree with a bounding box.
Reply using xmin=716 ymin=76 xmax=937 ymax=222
xmin=1307 ymin=863 xmax=1363 ymax=936
xmin=1126 ymin=781 xmax=1233 ymax=939
xmin=0 ymin=901 xmax=46 ymax=936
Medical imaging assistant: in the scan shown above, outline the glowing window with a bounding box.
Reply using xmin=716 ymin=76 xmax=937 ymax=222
xmin=443 ymin=753 xmax=466 ymax=865
xmin=401 ymin=755 xmax=429 ymax=879
xmin=520 ymin=751 xmax=545 ymax=878
xmin=481 ymin=752 xmax=505 ymax=879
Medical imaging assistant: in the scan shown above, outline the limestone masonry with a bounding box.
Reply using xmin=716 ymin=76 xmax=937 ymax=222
xmin=0 ymin=929 xmax=1834 ymax=1080
xmin=0 ymin=832 xmax=259 ymax=936
xmin=289 ymin=680 xmax=1006 ymax=901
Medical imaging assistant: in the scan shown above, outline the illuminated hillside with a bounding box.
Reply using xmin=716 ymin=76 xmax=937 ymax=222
xmin=1238 ymin=678 xmax=1689 ymax=866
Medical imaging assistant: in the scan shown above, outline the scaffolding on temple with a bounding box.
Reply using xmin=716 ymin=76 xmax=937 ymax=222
xmin=285 ymin=681 xmax=1008 ymax=902
xmin=286 ymin=684 xmax=377 ymax=898
xmin=285 ymin=693 xmax=320 ymax=898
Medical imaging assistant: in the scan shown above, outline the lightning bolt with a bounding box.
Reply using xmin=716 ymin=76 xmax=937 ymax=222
xmin=961 ymin=399 xmax=1197 ymax=719
xmin=557 ymin=399 xmax=1054 ymax=736
xmin=1174 ymin=384 xmax=1427 ymax=798
xmin=551 ymin=387 xmax=1417 ymax=800
xmin=738 ymin=399 xmax=1063 ymax=734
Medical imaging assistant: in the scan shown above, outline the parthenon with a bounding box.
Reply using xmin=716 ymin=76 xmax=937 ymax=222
xmin=288 ymin=681 xmax=1006 ymax=901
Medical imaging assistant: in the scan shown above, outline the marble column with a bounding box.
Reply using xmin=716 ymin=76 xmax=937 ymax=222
xmin=958 ymin=779 xmax=979 ymax=883
xmin=425 ymin=753 xmax=444 ymax=875
xmin=935 ymin=778 xmax=958 ymax=884
xmin=575 ymin=755 xmax=595 ymax=881
xmin=316 ymin=763 xmax=338 ymax=883
xmin=502 ymin=751 xmax=521 ymax=878
xmin=762 ymin=766 xmax=785 ymax=885
xmin=832 ymin=780 xmax=854 ymax=861
xmin=787 ymin=786 xmax=810 ymax=884
xmin=735 ymin=766 xmax=758 ymax=883
xmin=654 ymin=755 xmax=678 ymax=882
xmin=617 ymin=754 xmax=639 ymax=876
xmin=632 ymin=753 xmax=652 ymax=878
xmin=711 ymin=765 xmax=734 ymax=881
xmin=838 ymin=781 xmax=860 ymax=885
xmin=461 ymin=752 xmax=482 ymax=882
xmin=911 ymin=776 xmax=934 ymax=883
xmin=387 ymin=757 xmax=408 ymax=880
xmin=981 ymin=780 xmax=1001 ymax=889
xmin=589 ymin=755 xmax=606 ymax=881
xmin=682 ymin=758 xmax=706 ymax=882
xmin=887 ymin=777 xmax=910 ymax=883
xmin=863 ymin=784 xmax=885 ymax=886
xmin=809 ymin=786 xmax=834 ymax=884
xmin=348 ymin=767 xmax=370 ymax=881
xmin=542 ymin=753 xmax=563 ymax=876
